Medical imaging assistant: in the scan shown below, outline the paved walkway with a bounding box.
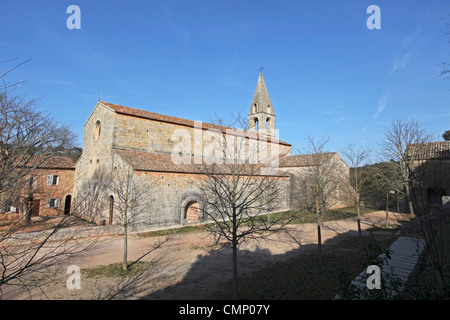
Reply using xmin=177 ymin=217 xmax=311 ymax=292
xmin=345 ymin=236 xmax=426 ymax=297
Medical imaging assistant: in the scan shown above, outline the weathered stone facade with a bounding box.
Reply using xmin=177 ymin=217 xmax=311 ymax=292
xmin=71 ymin=73 xmax=350 ymax=229
xmin=279 ymin=152 xmax=352 ymax=210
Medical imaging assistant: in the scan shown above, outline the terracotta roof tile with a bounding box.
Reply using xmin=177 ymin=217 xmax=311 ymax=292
xmin=14 ymin=155 xmax=75 ymax=169
xmin=406 ymin=141 xmax=450 ymax=160
xmin=113 ymin=148 xmax=289 ymax=177
xmin=99 ymin=101 xmax=291 ymax=146
xmin=279 ymin=153 xmax=338 ymax=167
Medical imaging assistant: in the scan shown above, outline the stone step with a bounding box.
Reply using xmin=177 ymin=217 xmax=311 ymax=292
xmin=336 ymin=236 xmax=426 ymax=299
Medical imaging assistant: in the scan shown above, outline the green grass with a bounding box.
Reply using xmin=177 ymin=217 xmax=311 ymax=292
xmin=137 ymin=206 xmax=376 ymax=238
xmin=83 ymin=261 xmax=152 ymax=279
xmin=253 ymin=206 xmax=376 ymax=226
xmin=137 ymin=224 xmax=210 ymax=238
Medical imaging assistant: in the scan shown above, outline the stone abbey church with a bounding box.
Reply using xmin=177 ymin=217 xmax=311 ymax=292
xmin=68 ymin=73 xmax=351 ymax=228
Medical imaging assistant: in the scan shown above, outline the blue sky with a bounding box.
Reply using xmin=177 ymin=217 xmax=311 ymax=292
xmin=1 ymin=0 xmax=449 ymax=164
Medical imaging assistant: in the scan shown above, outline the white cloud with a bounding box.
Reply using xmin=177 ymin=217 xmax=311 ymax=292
xmin=388 ymin=26 xmax=422 ymax=77
xmin=332 ymin=117 xmax=345 ymax=123
xmin=372 ymin=94 xmax=389 ymax=120
xmin=390 ymin=51 xmax=411 ymax=76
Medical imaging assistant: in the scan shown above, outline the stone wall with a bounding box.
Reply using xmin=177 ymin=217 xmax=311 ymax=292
xmin=112 ymin=110 xmax=291 ymax=160
xmin=410 ymin=159 xmax=450 ymax=207
xmin=6 ymin=168 xmax=75 ymax=217
xmin=73 ymin=102 xmax=293 ymax=229
xmin=280 ymin=154 xmax=352 ymax=211
xmin=33 ymin=168 xmax=75 ymax=216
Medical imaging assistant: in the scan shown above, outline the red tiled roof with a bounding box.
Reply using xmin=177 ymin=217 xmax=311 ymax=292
xmin=13 ymin=155 xmax=75 ymax=169
xmin=279 ymin=153 xmax=338 ymax=167
xmin=113 ymin=148 xmax=289 ymax=177
xmin=406 ymin=141 xmax=450 ymax=160
xmin=99 ymin=101 xmax=291 ymax=146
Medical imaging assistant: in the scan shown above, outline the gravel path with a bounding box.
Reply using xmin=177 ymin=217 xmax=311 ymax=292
xmin=1 ymin=210 xmax=404 ymax=300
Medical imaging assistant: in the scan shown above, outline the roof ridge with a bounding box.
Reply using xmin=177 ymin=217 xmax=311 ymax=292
xmin=98 ymin=101 xmax=291 ymax=146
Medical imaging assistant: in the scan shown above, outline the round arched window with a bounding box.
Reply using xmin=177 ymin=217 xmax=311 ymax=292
xmin=94 ymin=120 xmax=101 ymax=141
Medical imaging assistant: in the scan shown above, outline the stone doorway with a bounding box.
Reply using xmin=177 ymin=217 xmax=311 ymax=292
xmin=184 ymin=201 xmax=200 ymax=223
xmin=64 ymin=195 xmax=72 ymax=215
xmin=30 ymin=200 xmax=40 ymax=217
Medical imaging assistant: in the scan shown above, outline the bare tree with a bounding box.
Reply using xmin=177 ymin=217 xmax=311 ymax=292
xmin=0 ymin=90 xmax=76 ymax=226
xmin=439 ymin=13 xmax=449 ymax=81
xmin=342 ymin=144 xmax=371 ymax=240
xmin=405 ymin=142 xmax=448 ymax=293
xmin=109 ymin=156 xmax=155 ymax=271
xmin=194 ymin=115 xmax=293 ymax=300
xmin=302 ymin=136 xmax=348 ymax=262
xmin=0 ymin=172 xmax=106 ymax=299
xmin=379 ymin=118 xmax=432 ymax=215
xmin=0 ymin=58 xmax=91 ymax=298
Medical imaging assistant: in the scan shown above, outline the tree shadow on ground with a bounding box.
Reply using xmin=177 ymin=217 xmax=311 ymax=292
xmin=141 ymin=228 xmax=397 ymax=300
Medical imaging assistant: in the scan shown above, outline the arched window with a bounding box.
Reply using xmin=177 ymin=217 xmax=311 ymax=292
xmin=254 ymin=117 xmax=259 ymax=130
xmin=266 ymin=117 xmax=271 ymax=131
xmin=253 ymin=104 xmax=257 ymax=113
xmin=109 ymin=195 xmax=114 ymax=225
xmin=94 ymin=120 xmax=101 ymax=141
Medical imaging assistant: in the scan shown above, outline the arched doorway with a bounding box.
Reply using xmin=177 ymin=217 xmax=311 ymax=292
xmin=184 ymin=201 xmax=200 ymax=223
xmin=64 ymin=195 xmax=72 ymax=215
xmin=109 ymin=195 xmax=114 ymax=225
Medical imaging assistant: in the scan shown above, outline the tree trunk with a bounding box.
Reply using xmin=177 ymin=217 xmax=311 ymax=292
xmin=23 ymin=200 xmax=31 ymax=226
xmin=435 ymin=267 xmax=446 ymax=291
xmin=317 ymin=224 xmax=322 ymax=263
xmin=123 ymin=224 xmax=128 ymax=271
xmin=356 ymin=192 xmax=362 ymax=240
xmin=405 ymin=184 xmax=415 ymax=215
xmin=357 ymin=218 xmax=362 ymax=241
xmin=232 ymin=210 xmax=238 ymax=300
xmin=386 ymin=193 xmax=389 ymax=228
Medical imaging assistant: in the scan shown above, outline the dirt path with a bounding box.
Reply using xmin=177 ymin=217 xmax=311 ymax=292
xmin=1 ymin=210 xmax=405 ymax=300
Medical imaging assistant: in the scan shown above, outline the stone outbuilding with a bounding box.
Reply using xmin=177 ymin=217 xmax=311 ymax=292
xmin=406 ymin=141 xmax=450 ymax=208
xmin=0 ymin=156 xmax=75 ymax=218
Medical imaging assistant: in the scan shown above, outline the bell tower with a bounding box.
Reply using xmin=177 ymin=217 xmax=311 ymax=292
xmin=248 ymin=71 xmax=276 ymax=137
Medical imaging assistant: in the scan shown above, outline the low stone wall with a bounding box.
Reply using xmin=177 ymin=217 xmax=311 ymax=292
xmin=3 ymin=224 xmax=122 ymax=245
xmin=2 ymin=221 xmax=190 ymax=245
xmin=3 ymin=206 xmax=294 ymax=245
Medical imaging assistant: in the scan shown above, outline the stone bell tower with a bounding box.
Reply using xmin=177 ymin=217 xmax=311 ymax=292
xmin=248 ymin=72 xmax=276 ymax=137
